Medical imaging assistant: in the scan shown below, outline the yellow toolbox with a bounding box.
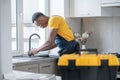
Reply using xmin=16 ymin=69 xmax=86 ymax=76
xmin=58 ymin=53 xmax=119 ymax=80
xmin=97 ymin=54 xmax=119 ymax=80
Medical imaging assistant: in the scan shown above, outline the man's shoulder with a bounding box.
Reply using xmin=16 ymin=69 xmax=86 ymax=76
xmin=50 ymin=15 xmax=64 ymax=19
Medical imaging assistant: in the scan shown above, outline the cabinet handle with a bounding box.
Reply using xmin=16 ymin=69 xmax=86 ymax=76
xmin=28 ymin=67 xmax=37 ymax=70
xmin=41 ymin=65 xmax=50 ymax=68
xmin=12 ymin=65 xmax=16 ymax=69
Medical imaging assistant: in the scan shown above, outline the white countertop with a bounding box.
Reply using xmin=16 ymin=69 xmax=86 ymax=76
xmin=12 ymin=56 xmax=57 ymax=64
xmin=5 ymin=71 xmax=61 ymax=80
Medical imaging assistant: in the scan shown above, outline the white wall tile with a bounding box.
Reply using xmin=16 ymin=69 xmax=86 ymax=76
xmin=83 ymin=17 xmax=120 ymax=53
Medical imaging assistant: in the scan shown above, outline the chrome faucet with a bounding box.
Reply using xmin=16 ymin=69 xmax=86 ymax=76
xmin=28 ymin=33 xmax=40 ymax=51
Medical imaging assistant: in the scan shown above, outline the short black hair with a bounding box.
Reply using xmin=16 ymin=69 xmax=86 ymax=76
xmin=32 ymin=12 xmax=45 ymax=23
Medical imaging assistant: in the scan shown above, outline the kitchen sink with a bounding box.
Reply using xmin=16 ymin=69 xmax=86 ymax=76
xmin=12 ymin=53 xmax=57 ymax=62
xmin=13 ymin=55 xmax=44 ymax=61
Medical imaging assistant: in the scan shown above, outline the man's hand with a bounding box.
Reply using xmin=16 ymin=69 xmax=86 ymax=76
xmin=28 ymin=48 xmax=39 ymax=56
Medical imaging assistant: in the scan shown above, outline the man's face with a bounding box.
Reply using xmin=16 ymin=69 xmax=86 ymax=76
xmin=34 ymin=16 xmax=47 ymax=28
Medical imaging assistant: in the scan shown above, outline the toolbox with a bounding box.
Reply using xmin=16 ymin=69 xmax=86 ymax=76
xmin=57 ymin=53 xmax=119 ymax=80
xmin=97 ymin=54 xmax=119 ymax=80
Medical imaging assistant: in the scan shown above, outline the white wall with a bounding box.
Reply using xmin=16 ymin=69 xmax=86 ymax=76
xmin=82 ymin=17 xmax=120 ymax=53
xmin=0 ymin=0 xmax=2 ymax=78
xmin=0 ymin=0 xmax=12 ymax=79
xmin=0 ymin=0 xmax=2 ymax=77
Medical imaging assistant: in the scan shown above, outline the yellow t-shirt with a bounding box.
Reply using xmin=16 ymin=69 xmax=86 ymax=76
xmin=48 ymin=16 xmax=74 ymax=41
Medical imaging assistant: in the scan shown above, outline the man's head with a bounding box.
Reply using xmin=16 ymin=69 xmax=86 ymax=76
xmin=32 ymin=12 xmax=49 ymax=28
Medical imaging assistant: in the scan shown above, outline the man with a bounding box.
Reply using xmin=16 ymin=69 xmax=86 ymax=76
xmin=28 ymin=12 xmax=80 ymax=56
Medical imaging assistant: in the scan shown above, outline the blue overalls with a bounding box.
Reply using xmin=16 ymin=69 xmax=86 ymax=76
xmin=55 ymin=34 xmax=80 ymax=56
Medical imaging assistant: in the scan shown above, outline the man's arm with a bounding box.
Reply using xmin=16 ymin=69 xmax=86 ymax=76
xmin=28 ymin=29 xmax=58 ymax=55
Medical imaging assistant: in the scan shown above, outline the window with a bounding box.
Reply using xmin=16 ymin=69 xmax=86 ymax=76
xmin=11 ymin=0 xmax=18 ymax=52
xmin=11 ymin=0 xmax=47 ymax=56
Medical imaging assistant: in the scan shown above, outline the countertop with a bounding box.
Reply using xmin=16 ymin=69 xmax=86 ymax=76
xmin=12 ymin=56 xmax=58 ymax=64
xmin=5 ymin=70 xmax=61 ymax=80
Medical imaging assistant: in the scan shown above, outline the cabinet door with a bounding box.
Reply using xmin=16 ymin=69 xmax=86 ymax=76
xmin=13 ymin=64 xmax=39 ymax=73
xmin=50 ymin=0 xmax=69 ymax=17
xmin=39 ymin=61 xmax=57 ymax=74
xmin=70 ymin=0 xmax=101 ymax=17
xmin=50 ymin=0 xmax=64 ymax=16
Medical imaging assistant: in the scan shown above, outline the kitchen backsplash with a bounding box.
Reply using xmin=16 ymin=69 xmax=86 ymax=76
xmin=66 ymin=18 xmax=81 ymax=33
xmin=82 ymin=17 xmax=120 ymax=53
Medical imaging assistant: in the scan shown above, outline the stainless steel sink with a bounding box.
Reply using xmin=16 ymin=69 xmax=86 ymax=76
xmin=13 ymin=55 xmax=44 ymax=61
